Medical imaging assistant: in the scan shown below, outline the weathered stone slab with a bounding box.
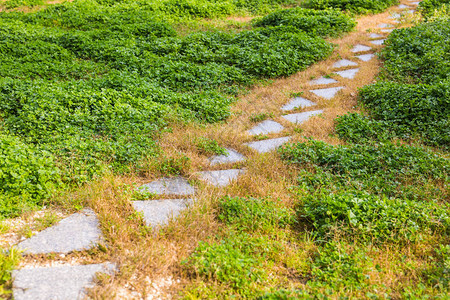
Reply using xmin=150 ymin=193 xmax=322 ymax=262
xmin=197 ymin=169 xmax=245 ymax=187
xmin=335 ymin=68 xmax=360 ymax=79
xmin=308 ymin=76 xmax=337 ymax=85
xmin=355 ymin=54 xmax=375 ymax=62
xmin=138 ymin=177 xmax=195 ymax=196
xmin=245 ymin=136 xmax=291 ymax=153
xmin=369 ymin=33 xmax=383 ymax=38
xmin=332 ymin=59 xmax=358 ymax=68
xmin=398 ymin=4 xmax=410 ymax=8
xmin=18 ymin=209 xmax=102 ymax=255
xmin=209 ymin=148 xmax=245 ymax=165
xmin=281 ymin=97 xmax=316 ymax=111
xmin=378 ymin=23 xmax=393 ymax=28
xmin=381 ymin=29 xmax=394 ymax=33
xmin=282 ymin=110 xmax=324 ymax=124
xmin=408 ymin=9 xmax=416 ymax=13
xmin=247 ymin=120 xmax=284 ymax=136
xmin=410 ymin=2 xmax=420 ymax=5
xmin=389 ymin=13 xmax=401 ymax=19
xmin=370 ymin=39 xmax=386 ymax=46
xmin=310 ymin=87 xmax=344 ymax=100
xmin=132 ymin=199 xmax=192 ymax=227
xmin=351 ymin=44 xmax=372 ymax=53
xmin=13 ymin=263 xmax=115 ymax=300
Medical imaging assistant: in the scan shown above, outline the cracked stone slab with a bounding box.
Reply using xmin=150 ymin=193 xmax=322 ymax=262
xmin=369 ymin=33 xmax=384 ymax=38
xmin=282 ymin=110 xmax=324 ymax=124
xmin=355 ymin=54 xmax=375 ymax=61
xmin=209 ymin=148 xmax=245 ymax=165
xmin=308 ymin=77 xmax=337 ymax=85
xmin=18 ymin=209 xmax=102 ymax=255
xmin=378 ymin=23 xmax=394 ymax=28
xmin=197 ymin=169 xmax=245 ymax=187
xmin=281 ymin=97 xmax=316 ymax=111
xmin=370 ymin=39 xmax=386 ymax=46
xmin=381 ymin=28 xmax=394 ymax=33
xmin=247 ymin=120 xmax=284 ymax=136
xmin=310 ymin=87 xmax=344 ymax=100
xmin=137 ymin=177 xmax=195 ymax=196
xmin=398 ymin=4 xmax=410 ymax=8
xmin=335 ymin=68 xmax=359 ymax=79
xmin=245 ymin=136 xmax=291 ymax=153
xmin=132 ymin=199 xmax=192 ymax=227
xmin=332 ymin=59 xmax=358 ymax=68
xmin=13 ymin=263 xmax=115 ymax=300
xmin=351 ymin=44 xmax=372 ymax=53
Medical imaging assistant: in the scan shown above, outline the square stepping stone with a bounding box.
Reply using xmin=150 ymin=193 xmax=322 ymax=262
xmin=247 ymin=120 xmax=284 ymax=136
xmin=381 ymin=29 xmax=394 ymax=33
xmin=138 ymin=177 xmax=195 ymax=196
xmin=310 ymin=87 xmax=344 ymax=100
xmin=197 ymin=169 xmax=245 ymax=187
xmin=209 ymin=148 xmax=245 ymax=165
xmin=282 ymin=110 xmax=324 ymax=124
xmin=355 ymin=54 xmax=375 ymax=61
xmin=410 ymin=2 xmax=420 ymax=5
xmin=335 ymin=68 xmax=360 ymax=79
xmin=281 ymin=97 xmax=316 ymax=111
xmin=13 ymin=263 xmax=115 ymax=300
xmin=17 ymin=209 xmax=103 ymax=255
xmin=378 ymin=23 xmax=393 ymax=28
xmin=245 ymin=136 xmax=291 ymax=153
xmin=398 ymin=4 xmax=410 ymax=8
xmin=369 ymin=33 xmax=384 ymax=39
xmin=351 ymin=44 xmax=372 ymax=53
xmin=308 ymin=76 xmax=337 ymax=85
xmin=132 ymin=199 xmax=192 ymax=227
xmin=370 ymin=39 xmax=386 ymax=46
xmin=332 ymin=59 xmax=358 ymax=68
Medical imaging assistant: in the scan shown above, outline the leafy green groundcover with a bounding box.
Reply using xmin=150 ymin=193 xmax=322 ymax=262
xmin=253 ymin=7 xmax=356 ymax=37
xmin=302 ymin=0 xmax=399 ymax=14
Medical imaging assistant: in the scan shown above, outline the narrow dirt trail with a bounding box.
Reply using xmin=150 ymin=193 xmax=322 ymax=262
xmin=8 ymin=1 xmax=421 ymax=299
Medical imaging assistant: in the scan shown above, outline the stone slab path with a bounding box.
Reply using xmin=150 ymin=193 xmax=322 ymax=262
xmin=138 ymin=177 xmax=195 ymax=196
xmin=282 ymin=110 xmax=324 ymax=124
xmin=333 ymin=59 xmax=358 ymax=68
xmin=197 ymin=169 xmax=245 ymax=187
xmin=132 ymin=199 xmax=192 ymax=227
xmin=370 ymin=39 xmax=386 ymax=45
xmin=281 ymin=97 xmax=316 ymax=111
xmin=308 ymin=77 xmax=337 ymax=85
xmin=209 ymin=148 xmax=245 ymax=165
xmin=310 ymin=87 xmax=344 ymax=100
xmin=351 ymin=44 xmax=372 ymax=53
xmin=335 ymin=68 xmax=360 ymax=79
xmin=248 ymin=120 xmax=284 ymax=136
xmin=18 ymin=209 xmax=103 ymax=254
xmin=13 ymin=263 xmax=115 ymax=300
xmin=355 ymin=54 xmax=375 ymax=61
xmin=245 ymin=136 xmax=291 ymax=153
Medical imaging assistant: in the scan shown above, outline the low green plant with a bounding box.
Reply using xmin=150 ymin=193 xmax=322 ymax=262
xmin=0 ymin=134 xmax=60 ymax=219
xmin=302 ymin=0 xmax=399 ymax=14
xmin=419 ymin=0 xmax=450 ymax=19
xmin=254 ymin=7 xmax=356 ymax=37
xmin=3 ymin=0 xmax=43 ymax=9
xmin=279 ymin=140 xmax=449 ymax=200
xmin=335 ymin=112 xmax=396 ymax=143
xmin=218 ymin=196 xmax=295 ymax=232
xmin=182 ymin=233 xmax=278 ymax=293
xmin=302 ymin=190 xmax=449 ymax=242
xmin=358 ymin=81 xmax=449 ymax=148
xmin=195 ymin=137 xmax=227 ymax=155
xmin=0 ymin=248 xmax=20 ymax=296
